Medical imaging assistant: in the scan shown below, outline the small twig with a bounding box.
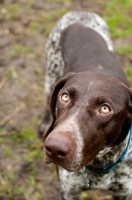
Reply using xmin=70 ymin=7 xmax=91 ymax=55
xmin=0 ymin=105 xmax=22 ymax=126
xmin=0 ymin=174 xmax=6 ymax=185
xmin=0 ymin=131 xmax=7 ymax=137
xmin=0 ymin=77 xmax=7 ymax=90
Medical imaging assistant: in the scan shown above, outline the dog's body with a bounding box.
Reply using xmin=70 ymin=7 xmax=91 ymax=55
xmin=43 ymin=10 xmax=132 ymax=200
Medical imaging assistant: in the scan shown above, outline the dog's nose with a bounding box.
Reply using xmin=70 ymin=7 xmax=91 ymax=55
xmin=45 ymin=137 xmax=71 ymax=161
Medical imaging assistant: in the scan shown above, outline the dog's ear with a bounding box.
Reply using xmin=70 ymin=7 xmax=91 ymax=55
xmin=43 ymin=72 xmax=75 ymax=139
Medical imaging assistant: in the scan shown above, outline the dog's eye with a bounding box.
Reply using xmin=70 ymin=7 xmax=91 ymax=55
xmin=61 ymin=93 xmax=69 ymax=103
xmin=100 ymin=105 xmax=110 ymax=114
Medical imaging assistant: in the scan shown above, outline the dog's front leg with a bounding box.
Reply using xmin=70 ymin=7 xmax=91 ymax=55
xmin=58 ymin=167 xmax=89 ymax=200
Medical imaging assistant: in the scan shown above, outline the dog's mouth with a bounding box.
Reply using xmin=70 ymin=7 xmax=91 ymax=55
xmin=44 ymin=149 xmax=94 ymax=172
xmin=45 ymin=153 xmax=78 ymax=172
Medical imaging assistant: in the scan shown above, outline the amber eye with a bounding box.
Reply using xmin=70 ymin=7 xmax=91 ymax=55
xmin=100 ymin=105 xmax=110 ymax=114
xmin=61 ymin=93 xmax=69 ymax=103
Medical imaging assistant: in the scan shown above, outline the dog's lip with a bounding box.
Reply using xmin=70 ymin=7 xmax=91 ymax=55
xmin=44 ymin=155 xmax=82 ymax=171
xmin=44 ymin=152 xmax=94 ymax=171
xmin=59 ymin=163 xmax=84 ymax=172
xmin=44 ymin=155 xmax=54 ymax=164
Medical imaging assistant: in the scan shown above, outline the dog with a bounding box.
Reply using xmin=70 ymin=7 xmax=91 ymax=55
xmin=41 ymin=0 xmax=132 ymax=199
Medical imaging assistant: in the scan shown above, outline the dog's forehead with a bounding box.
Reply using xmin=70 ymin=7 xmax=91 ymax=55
xmin=62 ymin=72 xmax=129 ymax=103
xmin=65 ymin=72 xmax=124 ymax=91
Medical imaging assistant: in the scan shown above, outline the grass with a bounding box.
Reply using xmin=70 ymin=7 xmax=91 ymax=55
xmin=0 ymin=138 xmax=4 ymax=143
xmin=11 ymin=127 xmax=38 ymax=144
xmin=36 ymin=8 xmax=69 ymax=36
xmin=104 ymin=0 xmax=132 ymax=38
xmin=6 ymin=70 xmax=14 ymax=79
xmin=5 ymin=3 xmax=23 ymax=18
xmin=3 ymin=146 xmax=13 ymax=158
xmin=116 ymin=46 xmax=132 ymax=55
xmin=9 ymin=44 xmax=31 ymax=57
xmin=39 ymin=8 xmax=69 ymax=22
xmin=29 ymin=21 xmax=42 ymax=32
xmin=0 ymin=172 xmax=42 ymax=199
xmin=125 ymin=67 xmax=132 ymax=84
xmin=24 ymin=149 xmax=44 ymax=162
xmin=102 ymin=0 xmax=132 ymax=83
xmin=0 ymin=125 xmax=45 ymax=199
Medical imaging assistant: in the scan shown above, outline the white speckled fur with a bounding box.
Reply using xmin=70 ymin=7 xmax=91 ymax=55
xmin=59 ymin=167 xmax=89 ymax=200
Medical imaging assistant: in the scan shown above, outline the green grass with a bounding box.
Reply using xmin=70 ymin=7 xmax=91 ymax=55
xmin=15 ymin=186 xmax=25 ymax=196
xmin=37 ymin=8 xmax=69 ymax=36
xmin=6 ymin=70 xmax=14 ymax=79
xmin=104 ymin=0 xmax=132 ymax=38
xmin=116 ymin=46 xmax=132 ymax=55
xmin=125 ymin=67 xmax=132 ymax=84
xmin=3 ymin=1 xmax=32 ymax=19
xmin=9 ymin=44 xmax=31 ymax=57
xmin=29 ymin=21 xmax=42 ymax=32
xmin=0 ymin=138 xmax=4 ymax=143
xmin=6 ymin=3 xmax=23 ymax=18
xmin=39 ymin=8 xmax=69 ymax=22
xmin=21 ymin=127 xmax=36 ymax=140
xmin=24 ymin=150 xmax=43 ymax=162
xmin=1 ymin=0 xmax=132 ymax=39
xmin=11 ymin=127 xmax=37 ymax=144
xmin=4 ymin=146 xmax=13 ymax=158
xmin=0 ymin=125 xmax=44 ymax=199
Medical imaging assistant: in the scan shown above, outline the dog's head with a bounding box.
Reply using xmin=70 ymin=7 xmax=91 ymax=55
xmin=44 ymin=72 xmax=132 ymax=172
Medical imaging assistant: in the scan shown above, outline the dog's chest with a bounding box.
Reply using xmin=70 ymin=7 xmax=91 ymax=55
xmin=59 ymin=163 xmax=132 ymax=193
xmin=86 ymin=136 xmax=132 ymax=190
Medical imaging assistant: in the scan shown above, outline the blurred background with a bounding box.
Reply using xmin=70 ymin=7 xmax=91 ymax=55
xmin=0 ymin=0 xmax=132 ymax=199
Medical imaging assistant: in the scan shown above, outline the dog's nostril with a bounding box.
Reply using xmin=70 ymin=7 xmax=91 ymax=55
xmin=57 ymin=151 xmax=67 ymax=158
xmin=46 ymin=147 xmax=51 ymax=153
xmin=45 ymin=147 xmax=68 ymax=159
xmin=45 ymin=147 xmax=52 ymax=156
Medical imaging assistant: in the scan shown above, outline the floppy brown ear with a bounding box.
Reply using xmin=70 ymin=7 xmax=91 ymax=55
xmin=43 ymin=72 xmax=75 ymax=139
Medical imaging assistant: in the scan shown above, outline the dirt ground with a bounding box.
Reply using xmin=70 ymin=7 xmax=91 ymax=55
xmin=0 ymin=0 xmax=132 ymax=200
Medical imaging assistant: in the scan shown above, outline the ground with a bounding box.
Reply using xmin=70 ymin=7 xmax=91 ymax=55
xmin=0 ymin=0 xmax=132 ymax=200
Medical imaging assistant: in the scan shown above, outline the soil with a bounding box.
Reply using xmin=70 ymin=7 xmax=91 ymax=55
xmin=0 ymin=0 xmax=131 ymax=200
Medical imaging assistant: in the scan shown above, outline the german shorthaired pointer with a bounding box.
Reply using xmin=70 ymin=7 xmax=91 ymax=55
xmin=42 ymin=1 xmax=132 ymax=200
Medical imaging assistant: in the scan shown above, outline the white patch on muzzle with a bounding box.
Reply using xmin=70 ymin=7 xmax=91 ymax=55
xmin=54 ymin=114 xmax=84 ymax=169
